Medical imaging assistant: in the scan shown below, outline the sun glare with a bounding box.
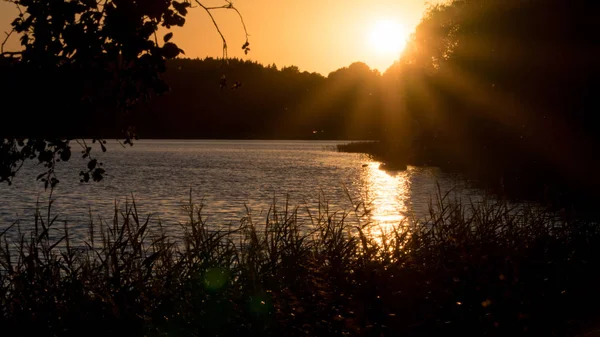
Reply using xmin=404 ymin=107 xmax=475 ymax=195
xmin=368 ymin=19 xmax=409 ymax=56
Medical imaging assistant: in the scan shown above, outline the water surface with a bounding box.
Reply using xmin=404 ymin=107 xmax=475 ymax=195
xmin=0 ymin=140 xmax=483 ymax=240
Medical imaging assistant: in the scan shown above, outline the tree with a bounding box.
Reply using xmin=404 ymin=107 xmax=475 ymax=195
xmin=0 ymin=0 xmax=249 ymax=188
xmin=381 ymin=0 xmax=600 ymax=201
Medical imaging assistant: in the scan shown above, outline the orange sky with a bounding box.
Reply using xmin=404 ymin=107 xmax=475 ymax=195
xmin=0 ymin=0 xmax=434 ymax=75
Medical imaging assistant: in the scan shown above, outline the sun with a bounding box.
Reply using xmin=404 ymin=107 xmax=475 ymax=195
xmin=368 ymin=19 xmax=409 ymax=56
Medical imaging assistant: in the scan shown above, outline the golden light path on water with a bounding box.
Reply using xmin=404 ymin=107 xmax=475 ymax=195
xmin=355 ymin=160 xmax=487 ymax=244
xmin=358 ymin=162 xmax=412 ymax=242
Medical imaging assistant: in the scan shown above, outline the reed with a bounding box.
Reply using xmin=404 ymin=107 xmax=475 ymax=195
xmin=0 ymin=190 xmax=599 ymax=336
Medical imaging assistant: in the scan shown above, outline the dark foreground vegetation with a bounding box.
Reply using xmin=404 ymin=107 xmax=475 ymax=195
xmin=1 ymin=195 xmax=600 ymax=337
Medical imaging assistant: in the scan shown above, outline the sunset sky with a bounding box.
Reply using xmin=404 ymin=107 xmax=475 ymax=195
xmin=0 ymin=0 xmax=436 ymax=75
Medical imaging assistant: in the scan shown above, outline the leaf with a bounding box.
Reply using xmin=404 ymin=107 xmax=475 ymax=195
xmin=173 ymin=1 xmax=190 ymax=16
xmin=60 ymin=147 xmax=71 ymax=162
xmin=162 ymin=42 xmax=181 ymax=59
xmin=163 ymin=32 xmax=173 ymax=43
xmin=87 ymin=159 xmax=97 ymax=170
xmin=242 ymin=42 xmax=251 ymax=55
xmin=92 ymin=168 xmax=105 ymax=182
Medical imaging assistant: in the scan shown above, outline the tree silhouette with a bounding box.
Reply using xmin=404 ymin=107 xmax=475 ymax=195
xmin=380 ymin=0 xmax=600 ymax=205
xmin=0 ymin=0 xmax=248 ymax=187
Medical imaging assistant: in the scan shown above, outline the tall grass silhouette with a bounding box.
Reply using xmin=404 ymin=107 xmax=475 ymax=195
xmin=0 ymin=191 xmax=599 ymax=336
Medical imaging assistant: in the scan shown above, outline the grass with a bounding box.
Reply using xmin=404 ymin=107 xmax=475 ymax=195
xmin=1 ymin=190 xmax=600 ymax=337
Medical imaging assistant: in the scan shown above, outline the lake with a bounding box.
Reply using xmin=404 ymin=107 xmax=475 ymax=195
xmin=0 ymin=140 xmax=486 ymax=242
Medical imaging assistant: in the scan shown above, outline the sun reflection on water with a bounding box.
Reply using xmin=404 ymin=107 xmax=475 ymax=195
xmin=359 ymin=162 xmax=412 ymax=241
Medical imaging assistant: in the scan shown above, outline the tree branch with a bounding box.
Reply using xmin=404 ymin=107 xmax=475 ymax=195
xmin=1 ymin=30 xmax=13 ymax=55
xmin=195 ymin=1 xmax=229 ymax=58
xmin=1 ymin=1 xmax=23 ymax=58
xmin=194 ymin=0 xmax=250 ymax=59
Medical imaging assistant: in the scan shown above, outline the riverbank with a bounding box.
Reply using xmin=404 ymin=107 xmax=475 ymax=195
xmin=1 ymin=195 xmax=599 ymax=336
xmin=337 ymin=141 xmax=600 ymax=218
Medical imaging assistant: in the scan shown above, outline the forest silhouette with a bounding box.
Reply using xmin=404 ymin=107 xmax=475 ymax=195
xmin=135 ymin=59 xmax=384 ymax=140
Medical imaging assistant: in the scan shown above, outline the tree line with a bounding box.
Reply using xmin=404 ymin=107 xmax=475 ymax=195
xmin=132 ymin=58 xmax=385 ymax=140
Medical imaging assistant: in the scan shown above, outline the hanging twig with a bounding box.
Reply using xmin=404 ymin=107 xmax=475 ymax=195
xmin=193 ymin=0 xmax=251 ymax=60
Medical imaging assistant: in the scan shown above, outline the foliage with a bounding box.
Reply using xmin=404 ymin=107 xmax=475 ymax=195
xmin=0 ymin=0 xmax=248 ymax=186
xmin=375 ymin=0 xmax=600 ymax=207
xmin=1 ymin=193 xmax=600 ymax=336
